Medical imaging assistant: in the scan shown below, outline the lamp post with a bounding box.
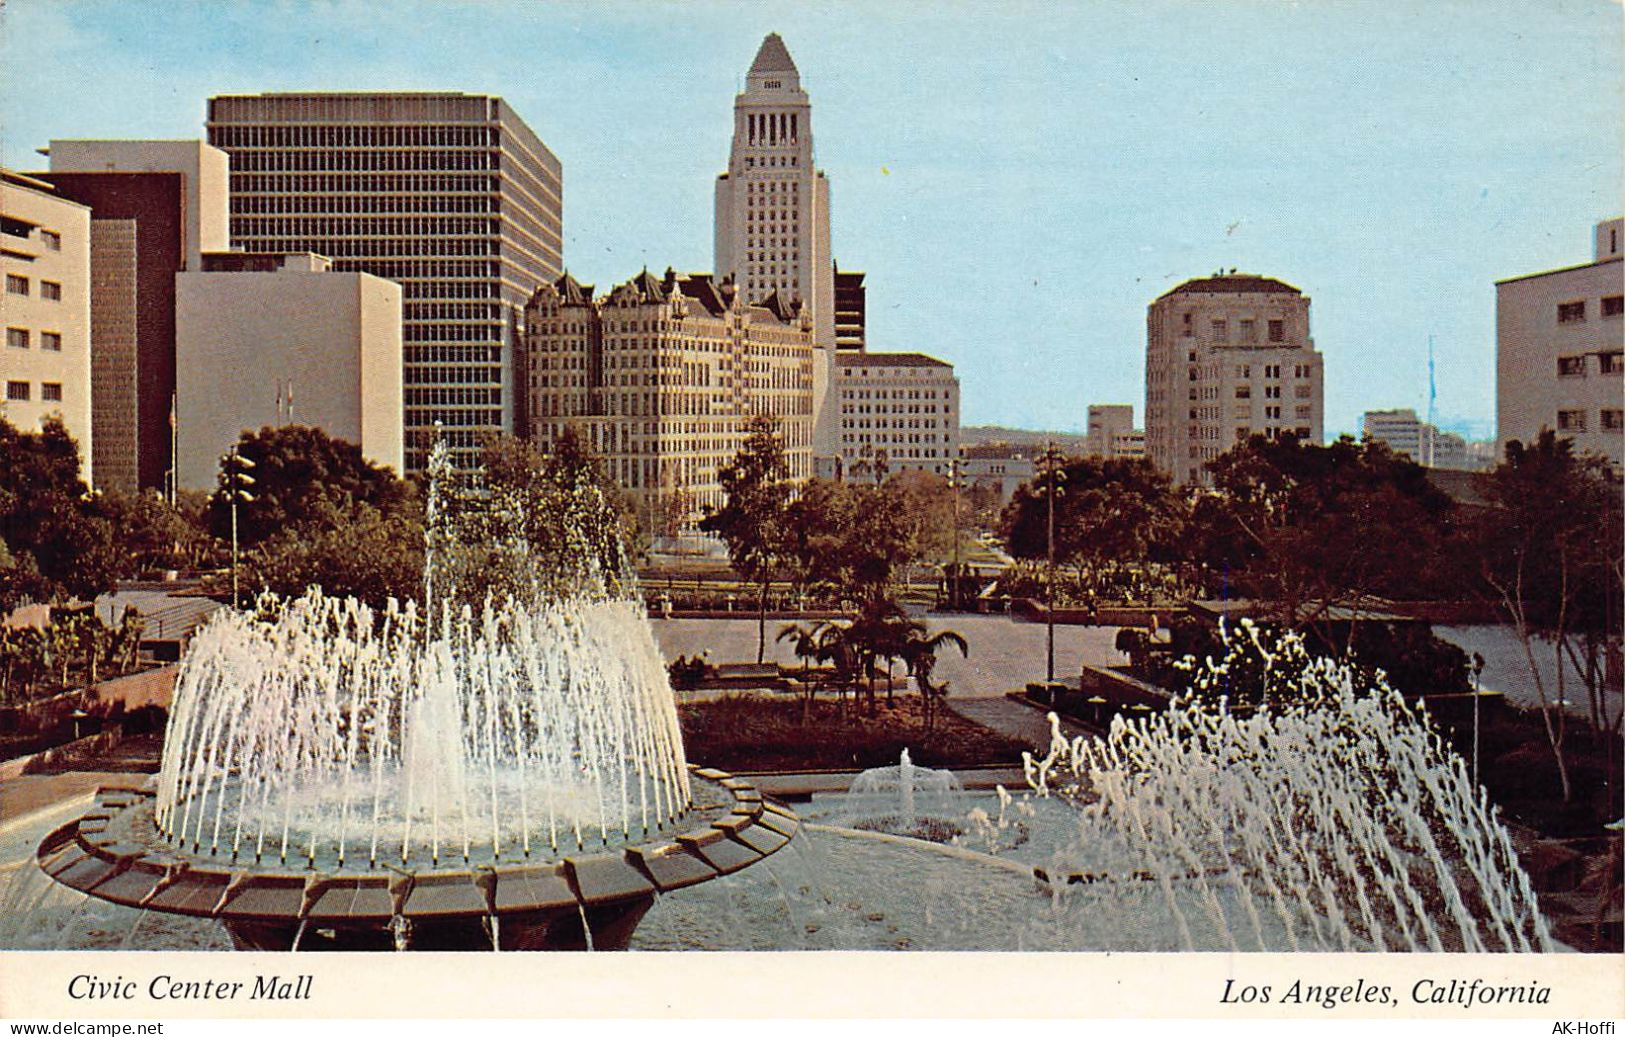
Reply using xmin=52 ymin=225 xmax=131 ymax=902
xmin=220 ymin=446 xmax=256 ymax=609
xmin=948 ymin=456 xmax=963 ymax=610
xmin=1037 ymin=441 xmax=1067 ymax=684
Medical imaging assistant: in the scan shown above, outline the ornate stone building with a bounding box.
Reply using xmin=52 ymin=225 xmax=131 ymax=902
xmin=1145 ymin=274 xmax=1325 ymax=485
xmin=524 ymin=270 xmax=814 ymax=525
xmin=835 ymin=352 xmax=960 ymax=479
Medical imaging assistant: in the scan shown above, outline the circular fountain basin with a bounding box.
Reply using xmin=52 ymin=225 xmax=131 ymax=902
xmin=37 ymin=766 xmax=797 ymax=951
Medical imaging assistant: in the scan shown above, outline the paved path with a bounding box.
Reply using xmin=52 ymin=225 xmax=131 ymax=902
xmin=650 ymin=613 xmax=1124 ymax=701
xmin=1437 ymin=625 xmax=1621 ymax=722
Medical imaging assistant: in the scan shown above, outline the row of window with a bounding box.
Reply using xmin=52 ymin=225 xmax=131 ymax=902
xmin=6 ymin=328 xmax=64 ymax=351
xmin=1556 ymin=296 xmax=1624 ymax=323
xmin=5 ymin=380 xmax=63 ymax=402
xmin=212 ymin=125 xmax=501 ymax=149
xmin=1557 ymin=351 xmax=1624 ymax=377
xmin=6 ymin=275 xmax=63 ymax=300
xmin=231 ymin=174 xmax=502 ymax=195
xmin=1181 ymin=313 xmax=1289 ymax=343
xmin=228 ymin=150 xmax=498 ymax=173
xmin=238 ymin=235 xmax=499 ymax=258
xmin=1556 ymin=408 xmax=1625 ymax=432
xmin=233 ymin=194 xmax=500 ymax=215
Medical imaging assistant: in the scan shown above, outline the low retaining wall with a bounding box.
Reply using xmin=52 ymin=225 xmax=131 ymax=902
xmin=0 ymin=728 xmax=124 ymax=782
xmin=1010 ymin=599 xmax=1172 ymax=629
xmin=85 ymin=665 xmax=177 ymax=714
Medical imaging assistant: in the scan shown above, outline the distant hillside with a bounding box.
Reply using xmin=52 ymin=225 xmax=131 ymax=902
xmin=960 ymin=425 xmax=1090 ymax=456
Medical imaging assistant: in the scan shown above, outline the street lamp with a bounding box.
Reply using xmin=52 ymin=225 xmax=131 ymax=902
xmin=947 ymin=456 xmax=963 ymax=610
xmin=1037 ymin=441 xmax=1067 ymax=684
xmin=220 ymin=446 xmax=256 ymax=609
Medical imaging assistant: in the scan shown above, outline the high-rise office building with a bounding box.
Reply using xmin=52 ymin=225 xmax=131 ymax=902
xmin=1145 ymin=273 xmax=1325 ymax=485
xmin=41 ymin=140 xmax=230 ymax=493
xmin=834 ymin=266 xmax=866 ymax=351
xmin=835 ymin=352 xmax=960 ymax=479
xmin=1085 ymin=404 xmax=1137 ymax=459
xmin=206 ymin=93 xmax=563 ymax=472
xmin=714 ymin=34 xmax=838 ymax=463
xmin=1 ymin=171 xmax=92 ymax=483
xmin=524 ymin=269 xmax=814 ymax=524
xmin=1496 ymin=217 xmax=1624 ymax=468
xmin=1362 ymin=408 xmax=1480 ymax=470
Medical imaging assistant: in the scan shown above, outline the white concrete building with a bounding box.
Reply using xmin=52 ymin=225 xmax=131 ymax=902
xmin=1086 ymin=403 xmax=1145 ymax=459
xmin=174 ymin=251 xmax=403 ymax=489
xmin=47 ymin=139 xmax=229 ymax=271
xmin=1146 ymin=274 xmax=1325 ymax=485
xmin=1362 ymin=408 xmax=1484 ymax=470
xmin=1 ymin=170 xmax=93 ymax=482
xmin=959 ymin=443 xmax=1035 ymax=503
xmin=1496 ymin=218 xmax=1624 ymax=468
xmin=835 ymin=352 xmax=959 ymax=478
xmin=714 ymin=34 xmax=838 ymax=463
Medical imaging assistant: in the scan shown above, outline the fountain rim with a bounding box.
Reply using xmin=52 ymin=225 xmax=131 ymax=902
xmin=37 ymin=766 xmax=798 ymax=928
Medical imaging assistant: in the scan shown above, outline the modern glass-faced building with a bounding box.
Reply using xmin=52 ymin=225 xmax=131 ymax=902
xmin=206 ymin=93 xmax=562 ymax=471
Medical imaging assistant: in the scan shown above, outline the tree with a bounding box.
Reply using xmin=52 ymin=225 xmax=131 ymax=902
xmin=700 ymin=415 xmax=791 ymax=662
xmin=900 ymin=623 xmax=968 ymax=732
xmin=1002 ymin=455 xmax=1187 ymax=592
xmin=0 ymin=416 xmax=122 ymax=610
xmin=1189 ymin=434 xmax=1455 ymax=646
xmin=208 ymin=425 xmax=413 ymax=548
xmin=1474 ymin=431 xmax=1624 ymax=802
xmin=247 ymin=500 xmax=425 ymax=609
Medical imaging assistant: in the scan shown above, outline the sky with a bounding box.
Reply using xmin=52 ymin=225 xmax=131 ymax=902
xmin=2 ymin=0 xmax=1619 ymax=439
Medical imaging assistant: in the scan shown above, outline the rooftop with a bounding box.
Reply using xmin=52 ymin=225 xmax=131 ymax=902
xmin=750 ymin=33 xmax=798 ymax=76
xmin=1159 ymin=274 xmax=1303 ymax=300
xmin=836 ymin=351 xmax=953 ymax=369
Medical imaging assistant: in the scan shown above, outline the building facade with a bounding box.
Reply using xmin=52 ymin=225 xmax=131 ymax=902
xmin=835 ymin=352 xmax=960 ymax=478
xmin=958 ymin=443 xmax=1035 ymax=503
xmin=1495 ymin=218 xmax=1624 ymax=468
xmin=206 ymin=93 xmax=563 ymax=472
xmin=1361 ymin=408 xmax=1483 ymax=470
xmin=1146 ymin=274 xmax=1324 ymax=484
xmin=524 ymin=269 xmax=814 ymax=524
xmin=714 ymin=34 xmax=838 ymax=462
xmin=1086 ymin=403 xmax=1140 ymax=459
xmin=1 ymin=171 xmax=92 ymax=482
xmin=174 ymin=251 xmax=403 ymax=490
xmin=40 ymin=140 xmax=229 ymax=493
xmin=834 ymin=266 xmax=866 ymax=350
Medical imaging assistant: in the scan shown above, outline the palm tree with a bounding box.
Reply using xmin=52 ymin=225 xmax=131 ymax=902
xmin=901 ymin=625 xmax=969 ymax=732
xmin=776 ymin=621 xmax=823 ymax=722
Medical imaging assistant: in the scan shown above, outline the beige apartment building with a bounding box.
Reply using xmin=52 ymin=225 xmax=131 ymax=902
xmin=1496 ymin=218 xmax=1624 ymax=468
xmin=524 ymin=269 xmax=814 ymax=524
xmin=206 ymin=93 xmax=563 ymax=472
xmin=2 ymin=170 xmax=92 ymax=482
xmin=1146 ymin=274 xmax=1325 ymax=484
xmin=835 ymin=352 xmax=960 ymax=479
xmin=174 ymin=251 xmax=403 ymax=490
xmin=714 ymin=34 xmax=839 ymax=463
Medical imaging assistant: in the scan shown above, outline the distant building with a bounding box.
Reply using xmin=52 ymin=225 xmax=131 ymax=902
xmin=174 ymin=251 xmax=403 ymax=490
xmin=714 ymin=34 xmax=838 ymax=463
xmin=524 ymin=269 xmax=814 ymax=524
xmin=1496 ymin=217 xmax=1624 ymax=468
xmin=1 ymin=170 xmax=92 ymax=482
xmin=1146 ymin=273 xmax=1325 ymax=484
xmin=1085 ymin=403 xmax=1144 ymax=459
xmin=1362 ymin=408 xmax=1486 ymax=470
xmin=206 ymin=92 xmax=564 ymax=472
xmin=958 ymin=442 xmax=1035 ymax=502
xmin=41 ymin=139 xmax=230 ymax=493
xmin=834 ymin=266 xmax=866 ymax=350
xmin=835 ymin=352 xmax=960 ymax=479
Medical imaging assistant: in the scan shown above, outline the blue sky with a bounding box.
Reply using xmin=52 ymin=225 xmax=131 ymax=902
xmin=2 ymin=0 xmax=1619 ymax=438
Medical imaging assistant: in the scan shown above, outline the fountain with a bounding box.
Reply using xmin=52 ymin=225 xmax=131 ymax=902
xmin=33 ymin=442 xmax=799 ymax=951
xmin=837 ymin=749 xmax=971 ymax=843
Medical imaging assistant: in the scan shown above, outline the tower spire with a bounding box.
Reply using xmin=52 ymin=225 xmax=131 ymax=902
xmin=749 ymin=33 xmax=798 ymax=76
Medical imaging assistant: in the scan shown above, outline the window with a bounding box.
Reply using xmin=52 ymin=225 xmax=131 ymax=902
xmin=1557 ymin=301 xmax=1586 ymax=324
xmin=41 ymin=382 xmax=62 ymax=402
xmin=40 ymin=230 xmax=61 ymax=251
xmin=1557 ymin=409 xmax=1587 ymax=432
xmin=41 ymin=332 xmax=61 ymax=352
xmin=1181 ymin=312 xmax=1193 ymax=337
xmin=6 ymin=328 xmax=28 ymax=349
xmin=1295 ymin=384 xmax=1313 ymax=398
xmin=1210 ymin=319 xmax=1228 ymax=342
xmin=40 ymin=281 xmax=61 ymax=301
xmin=1603 ymin=409 xmax=1623 ymax=431
xmin=1558 ymin=355 xmax=1586 ymax=377
xmin=1601 ymin=352 xmax=1623 ymax=375
xmin=1267 ymin=319 xmax=1285 ymax=342
xmin=6 ymin=381 xmax=28 ymax=401
xmin=1265 ymin=364 xmax=1281 ymax=379
xmin=1603 ymin=295 xmax=1623 ymax=318
xmin=1239 ymin=319 xmax=1256 ymax=343
xmin=6 ymin=275 xmax=27 ymax=296
xmin=1235 ymin=386 xmax=1251 ymax=399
